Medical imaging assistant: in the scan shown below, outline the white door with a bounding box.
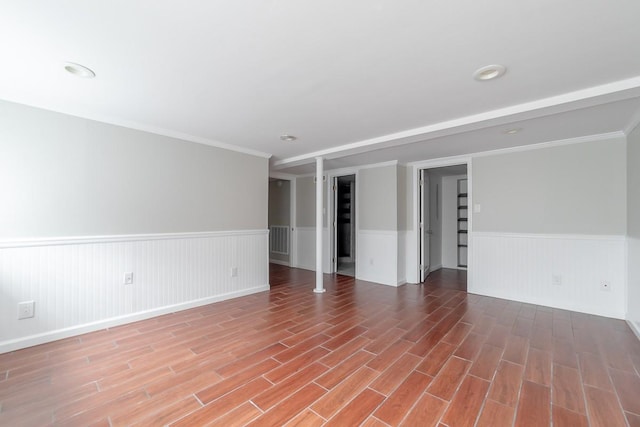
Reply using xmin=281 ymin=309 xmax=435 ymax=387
xmin=419 ymin=170 xmax=431 ymax=282
xmin=332 ymin=176 xmax=338 ymax=272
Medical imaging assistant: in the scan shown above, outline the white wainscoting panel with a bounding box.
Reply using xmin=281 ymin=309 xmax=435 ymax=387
xmin=357 ymin=230 xmax=399 ymax=287
xmin=471 ymin=232 xmax=626 ymax=319
xmin=405 ymin=230 xmax=419 ymax=284
xmin=0 ymin=230 xmax=269 ymax=353
xmin=397 ymin=231 xmax=407 ymax=285
xmin=294 ymin=227 xmax=331 ymax=273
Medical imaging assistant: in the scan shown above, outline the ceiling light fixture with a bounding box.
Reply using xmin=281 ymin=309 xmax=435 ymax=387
xmin=473 ymin=64 xmax=506 ymax=81
xmin=64 ymin=62 xmax=96 ymax=78
xmin=280 ymin=134 xmax=297 ymax=142
xmin=502 ymin=128 xmax=523 ymax=135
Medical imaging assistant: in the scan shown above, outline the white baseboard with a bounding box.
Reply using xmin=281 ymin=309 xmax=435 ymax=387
xmin=269 ymin=259 xmax=290 ymax=266
xmin=0 ymin=285 xmax=269 ymax=354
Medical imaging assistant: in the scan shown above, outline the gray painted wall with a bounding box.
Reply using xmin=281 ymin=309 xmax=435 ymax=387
xmin=397 ymin=166 xmax=408 ymax=231
xmin=269 ymin=180 xmax=291 ymax=227
xmin=296 ymin=175 xmax=327 ymax=228
xmin=472 ymin=137 xmax=627 ymax=235
xmin=359 ymin=165 xmax=398 ymax=230
xmin=0 ymin=100 xmax=268 ymax=238
xmin=627 ymin=125 xmax=640 ymax=328
xmin=268 ymin=180 xmax=291 ymax=263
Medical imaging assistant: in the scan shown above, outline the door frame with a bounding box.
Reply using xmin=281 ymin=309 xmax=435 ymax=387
xmin=409 ymin=156 xmax=472 ymax=286
xmin=327 ymin=170 xmax=359 ymax=275
xmin=269 ymin=172 xmax=297 ymax=268
xmin=418 ymin=169 xmax=431 ymax=282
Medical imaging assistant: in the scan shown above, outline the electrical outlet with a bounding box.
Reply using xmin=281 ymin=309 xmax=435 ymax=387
xmin=601 ymin=281 xmax=612 ymax=292
xmin=552 ymin=274 xmax=562 ymax=286
xmin=18 ymin=301 xmax=35 ymax=320
xmin=230 ymin=267 xmax=238 ymax=277
xmin=124 ymin=272 xmax=134 ymax=285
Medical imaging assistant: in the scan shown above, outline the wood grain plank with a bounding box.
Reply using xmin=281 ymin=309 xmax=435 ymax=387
xmin=426 ymin=356 xmax=471 ymax=401
xmin=399 ymin=393 xmax=447 ymax=427
xmin=552 ymin=364 xmax=586 ymax=414
xmin=324 ymin=388 xmax=385 ymax=427
xmin=584 ymin=386 xmax=627 ymax=427
xmin=440 ymin=375 xmax=490 ymax=427
xmin=476 ymin=399 xmax=515 ymax=427
xmin=311 ymin=367 xmax=378 ymax=419
xmin=488 ymin=360 xmax=524 ymax=407
xmin=373 ymin=371 xmax=433 ymax=425
xmin=513 ymin=381 xmax=550 ymax=427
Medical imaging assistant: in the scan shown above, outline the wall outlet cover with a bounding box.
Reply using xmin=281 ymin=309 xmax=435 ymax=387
xmin=124 ymin=272 xmax=134 ymax=285
xmin=18 ymin=301 xmax=35 ymax=320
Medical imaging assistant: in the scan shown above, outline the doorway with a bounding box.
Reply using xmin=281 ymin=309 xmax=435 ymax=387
xmin=418 ymin=165 xmax=468 ymax=289
xmin=333 ymin=175 xmax=356 ymax=276
xmin=268 ymin=178 xmax=292 ymax=267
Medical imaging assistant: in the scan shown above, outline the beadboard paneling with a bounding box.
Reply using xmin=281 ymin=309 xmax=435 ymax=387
xmin=357 ymin=230 xmax=399 ymax=287
xmin=470 ymin=232 xmax=626 ymax=319
xmin=294 ymin=227 xmax=330 ymax=273
xmin=0 ymin=230 xmax=269 ymax=353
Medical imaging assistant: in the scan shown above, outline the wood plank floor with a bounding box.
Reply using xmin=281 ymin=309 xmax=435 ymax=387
xmin=1 ymin=264 xmax=640 ymax=426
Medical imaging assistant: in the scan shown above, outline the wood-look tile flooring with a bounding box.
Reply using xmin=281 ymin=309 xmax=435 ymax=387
xmin=2 ymin=265 xmax=640 ymax=426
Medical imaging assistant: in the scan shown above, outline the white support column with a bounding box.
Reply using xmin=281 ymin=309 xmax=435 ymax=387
xmin=314 ymin=156 xmax=326 ymax=293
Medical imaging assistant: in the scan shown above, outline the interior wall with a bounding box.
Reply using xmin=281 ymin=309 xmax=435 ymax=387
xmin=473 ymin=137 xmax=626 ymax=234
xmin=0 ymin=100 xmax=267 ymax=239
xmin=294 ymin=175 xmax=330 ymax=272
xmin=0 ymin=101 xmax=269 ymax=353
xmin=627 ymin=124 xmax=640 ymax=334
xmin=471 ymin=137 xmax=627 ymax=318
xmin=359 ymin=165 xmax=398 ymax=231
xmin=268 ymin=180 xmax=290 ymax=264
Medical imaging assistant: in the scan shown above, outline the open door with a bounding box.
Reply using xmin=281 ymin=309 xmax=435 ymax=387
xmin=332 ymin=176 xmax=338 ymax=272
xmin=419 ymin=169 xmax=431 ymax=282
xmin=332 ymin=175 xmax=356 ymax=276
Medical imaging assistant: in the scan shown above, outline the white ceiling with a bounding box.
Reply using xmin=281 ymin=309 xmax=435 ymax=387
xmin=2 ymin=1 xmax=640 ymax=174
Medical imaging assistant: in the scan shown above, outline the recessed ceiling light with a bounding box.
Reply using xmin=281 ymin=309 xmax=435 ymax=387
xmin=64 ymin=62 xmax=96 ymax=78
xmin=473 ymin=64 xmax=506 ymax=81
xmin=503 ymin=128 xmax=523 ymax=135
xmin=280 ymin=134 xmax=297 ymax=142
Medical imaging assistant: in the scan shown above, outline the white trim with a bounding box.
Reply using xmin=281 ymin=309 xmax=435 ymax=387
xmin=0 ymin=285 xmax=269 ymax=354
xmin=472 ymin=231 xmax=626 ymax=241
xmin=290 ymin=178 xmax=298 ymax=268
xmin=409 ymin=155 xmax=473 ymax=170
xmin=269 ymin=259 xmax=290 ymax=266
xmin=0 ymin=96 xmax=272 ymax=159
xmin=628 ymin=320 xmax=640 ymax=341
xmin=471 ymin=131 xmax=625 ymax=159
xmin=295 ymin=160 xmax=399 ymax=178
xmin=273 ymin=77 xmax=640 ymax=168
xmin=0 ymin=229 xmax=268 ymax=249
xmin=624 ymin=108 xmax=640 ymax=136
xmin=405 ymin=132 xmax=624 ymax=168
xmin=410 ymin=159 xmax=472 ymax=286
